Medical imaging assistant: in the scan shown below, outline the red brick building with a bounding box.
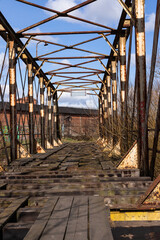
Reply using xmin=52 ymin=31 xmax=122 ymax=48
xmin=0 ymin=102 xmax=98 ymax=140
xmin=59 ymin=107 xmax=98 ymax=138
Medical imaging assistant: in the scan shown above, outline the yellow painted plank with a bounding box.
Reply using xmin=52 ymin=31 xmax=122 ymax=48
xmin=110 ymin=210 xmax=160 ymax=221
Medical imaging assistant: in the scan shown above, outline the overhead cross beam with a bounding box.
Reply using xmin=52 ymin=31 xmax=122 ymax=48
xmin=16 ymin=0 xmax=115 ymax=31
xmin=0 ymin=12 xmax=55 ymax=91
xmin=36 ymin=56 xmax=109 ymax=60
xmin=17 ymin=0 xmax=98 ymax=33
xmin=21 ymin=30 xmax=115 ymax=36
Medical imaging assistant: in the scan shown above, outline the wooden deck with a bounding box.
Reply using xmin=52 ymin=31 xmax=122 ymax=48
xmin=0 ymin=142 xmax=153 ymax=239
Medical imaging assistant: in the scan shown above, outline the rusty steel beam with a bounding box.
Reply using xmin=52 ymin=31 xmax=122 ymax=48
xmin=100 ymin=34 xmax=118 ymax=55
xmin=135 ymin=0 xmax=149 ymax=175
xmin=52 ymin=78 xmax=100 ymax=83
xmin=37 ymin=45 xmax=108 ymax=59
xmin=107 ymin=68 xmax=112 ymax=139
xmin=16 ymin=36 xmax=32 ymax=59
xmin=21 ymin=30 xmax=114 ymax=36
xmin=45 ymin=59 xmax=99 ymax=74
xmin=50 ymin=65 xmax=102 ymax=73
xmin=103 ymin=0 xmax=131 ymax=83
xmin=71 ymin=34 xmax=111 ymax=48
xmin=16 ymin=0 xmax=114 ymax=31
xmin=37 ymin=56 xmax=108 ymax=60
xmin=50 ymin=73 xmax=97 ymax=81
xmin=97 ymin=59 xmax=110 ymax=75
xmin=53 ymin=93 xmax=58 ymax=144
xmin=39 ymin=77 xmax=45 ymax=148
xmin=24 ymin=34 xmax=110 ymax=51
xmin=57 ymin=88 xmax=99 ymax=91
xmin=101 ymin=92 xmax=105 ymax=137
xmin=103 ymin=81 xmax=108 ymax=138
xmin=146 ymin=0 xmax=160 ymax=125
xmin=56 ymin=92 xmax=61 ymax=141
xmin=126 ymin=22 xmax=133 ymax=143
xmin=28 ymin=63 xmax=35 ymax=154
xmin=47 ymin=87 xmax=52 ymax=144
xmin=99 ymin=96 xmax=103 ymax=138
xmin=117 ymin=0 xmax=134 ymax=24
xmin=54 ymin=81 xmax=101 ymax=84
xmin=51 ymin=71 xmax=104 ymax=74
xmin=17 ymin=0 xmax=97 ymax=33
xmin=9 ymin=39 xmax=17 ymax=161
xmin=57 ymin=81 xmax=100 ymax=85
xmin=150 ymin=93 xmax=160 ymax=180
xmin=24 ymin=36 xmax=67 ymax=48
xmin=0 ymin=12 xmax=54 ymax=91
xmin=111 ymin=58 xmax=117 ymax=146
xmin=119 ymin=31 xmax=127 ymax=153
xmin=46 ymin=59 xmax=98 ymax=73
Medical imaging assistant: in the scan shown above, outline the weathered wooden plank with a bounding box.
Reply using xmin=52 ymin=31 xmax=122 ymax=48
xmin=0 ymin=197 xmax=28 ymax=237
xmin=38 ymin=144 xmax=68 ymax=160
xmin=72 ymin=196 xmax=88 ymax=240
xmin=101 ymin=161 xmax=114 ymax=170
xmin=3 ymin=222 xmax=32 ymax=240
xmin=40 ymin=196 xmax=73 ymax=240
xmin=0 ymin=183 xmax=7 ymax=189
xmin=89 ymin=196 xmax=113 ymax=240
xmin=65 ymin=196 xmax=88 ymax=240
xmin=64 ymin=197 xmax=79 ymax=240
xmin=24 ymin=197 xmax=59 ymax=240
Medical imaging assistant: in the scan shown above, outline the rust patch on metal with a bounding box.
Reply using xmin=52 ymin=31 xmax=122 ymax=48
xmin=46 ymin=140 xmax=54 ymax=149
xmin=36 ymin=141 xmax=46 ymax=153
xmin=137 ymin=175 xmax=160 ymax=208
xmin=17 ymin=141 xmax=31 ymax=158
xmin=117 ymin=141 xmax=138 ymax=169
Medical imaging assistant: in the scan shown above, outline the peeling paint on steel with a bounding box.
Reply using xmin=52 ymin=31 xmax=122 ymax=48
xmin=117 ymin=141 xmax=138 ymax=169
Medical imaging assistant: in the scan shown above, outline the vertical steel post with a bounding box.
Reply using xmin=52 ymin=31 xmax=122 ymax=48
xmin=103 ymin=82 xmax=108 ymax=139
xmin=39 ymin=77 xmax=45 ymax=148
xmin=9 ymin=39 xmax=17 ymax=161
xmin=150 ymin=93 xmax=160 ymax=179
xmin=146 ymin=0 xmax=160 ymax=121
xmin=47 ymin=86 xmax=52 ymax=143
xmin=99 ymin=96 xmax=103 ymax=138
xmin=107 ymin=71 xmax=112 ymax=141
xmin=28 ymin=62 xmax=34 ymax=154
xmin=101 ymin=91 xmax=105 ymax=138
xmin=119 ymin=31 xmax=127 ymax=153
xmin=56 ymin=92 xmax=61 ymax=140
xmin=111 ymin=58 xmax=117 ymax=146
xmin=53 ymin=93 xmax=58 ymax=143
xmin=135 ymin=0 xmax=149 ymax=175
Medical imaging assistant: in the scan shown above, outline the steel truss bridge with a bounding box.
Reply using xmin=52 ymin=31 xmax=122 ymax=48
xmin=0 ymin=0 xmax=160 ymax=239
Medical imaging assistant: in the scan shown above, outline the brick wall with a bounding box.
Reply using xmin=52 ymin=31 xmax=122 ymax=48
xmin=0 ymin=103 xmax=98 ymax=140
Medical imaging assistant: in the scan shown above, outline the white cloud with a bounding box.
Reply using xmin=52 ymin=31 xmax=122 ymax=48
xmin=61 ymin=59 xmax=71 ymax=65
xmin=25 ymin=27 xmax=58 ymax=45
xmin=58 ymin=91 xmax=98 ymax=109
xmin=0 ymin=52 xmax=8 ymax=68
xmin=83 ymin=0 xmax=122 ymax=26
xmin=131 ymin=53 xmax=135 ymax=66
xmin=46 ymin=0 xmax=79 ymax=13
xmin=146 ymin=13 xmax=155 ymax=32
xmin=45 ymin=0 xmax=122 ymax=27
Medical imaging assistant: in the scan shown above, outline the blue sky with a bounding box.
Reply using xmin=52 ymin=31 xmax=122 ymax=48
xmin=0 ymin=0 xmax=158 ymax=109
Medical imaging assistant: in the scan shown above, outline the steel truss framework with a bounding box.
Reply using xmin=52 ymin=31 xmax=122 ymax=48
xmin=0 ymin=0 xmax=159 ymax=177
